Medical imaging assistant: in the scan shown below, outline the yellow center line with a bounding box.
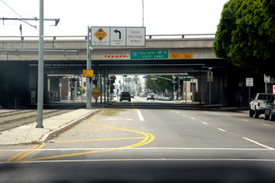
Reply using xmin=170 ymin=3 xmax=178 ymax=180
xmin=15 ymin=144 xmax=46 ymax=162
xmin=71 ymin=129 xmax=115 ymax=132
xmin=54 ymin=137 xmax=144 ymax=143
xmin=8 ymin=108 xmax=155 ymax=162
xmin=6 ymin=144 xmax=40 ymax=162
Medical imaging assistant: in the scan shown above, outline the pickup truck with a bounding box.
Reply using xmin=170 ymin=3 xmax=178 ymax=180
xmin=249 ymin=93 xmax=275 ymax=118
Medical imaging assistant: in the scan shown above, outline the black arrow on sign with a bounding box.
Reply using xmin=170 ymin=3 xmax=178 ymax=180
xmin=114 ymin=29 xmax=121 ymax=39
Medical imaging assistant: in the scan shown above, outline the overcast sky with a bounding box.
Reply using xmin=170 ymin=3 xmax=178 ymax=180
xmin=0 ymin=0 xmax=228 ymax=36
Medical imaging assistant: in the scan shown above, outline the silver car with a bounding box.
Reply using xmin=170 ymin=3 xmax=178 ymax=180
xmin=264 ymin=99 xmax=275 ymax=121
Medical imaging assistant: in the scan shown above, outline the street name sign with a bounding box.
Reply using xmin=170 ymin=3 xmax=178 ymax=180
xmin=130 ymin=50 xmax=169 ymax=60
xmin=91 ymin=27 xmax=145 ymax=47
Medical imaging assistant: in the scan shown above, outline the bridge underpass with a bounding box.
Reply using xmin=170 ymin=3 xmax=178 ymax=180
xmin=0 ymin=35 xmax=264 ymax=108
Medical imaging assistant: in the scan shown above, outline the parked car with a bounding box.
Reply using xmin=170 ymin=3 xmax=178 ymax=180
xmin=120 ymin=92 xmax=131 ymax=102
xmin=163 ymin=95 xmax=171 ymax=101
xmin=264 ymin=99 xmax=275 ymax=121
xmin=158 ymin=95 xmax=164 ymax=100
xmin=249 ymin=93 xmax=275 ymax=118
xmin=130 ymin=94 xmax=134 ymax=98
xmin=147 ymin=93 xmax=155 ymax=100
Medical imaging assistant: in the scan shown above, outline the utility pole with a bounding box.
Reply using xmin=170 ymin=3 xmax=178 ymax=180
xmin=86 ymin=27 xmax=92 ymax=109
xmin=36 ymin=0 xmax=44 ymax=128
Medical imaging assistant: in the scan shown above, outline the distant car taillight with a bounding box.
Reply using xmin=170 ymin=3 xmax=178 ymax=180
xmin=258 ymin=102 xmax=260 ymax=106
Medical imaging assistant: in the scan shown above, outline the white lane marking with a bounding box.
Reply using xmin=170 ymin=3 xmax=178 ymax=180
xmin=218 ymin=128 xmax=226 ymax=132
xmin=191 ymin=117 xmax=196 ymax=120
xmin=182 ymin=114 xmax=186 ymax=117
xmin=241 ymin=119 xmax=248 ymax=122
xmin=263 ymin=124 xmax=271 ymax=127
xmin=6 ymin=158 xmax=275 ymax=164
xmin=137 ymin=110 xmax=144 ymax=121
xmin=242 ymin=137 xmax=274 ymax=150
xmin=1 ymin=147 xmax=272 ymax=152
xmin=175 ymin=111 xmax=179 ymax=114
xmin=202 ymin=122 xmax=208 ymax=125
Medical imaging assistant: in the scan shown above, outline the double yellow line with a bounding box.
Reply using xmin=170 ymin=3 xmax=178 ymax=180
xmin=7 ymin=109 xmax=155 ymax=162
xmin=6 ymin=144 xmax=45 ymax=162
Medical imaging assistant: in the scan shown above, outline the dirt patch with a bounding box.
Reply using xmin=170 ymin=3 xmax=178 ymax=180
xmin=100 ymin=108 xmax=126 ymax=117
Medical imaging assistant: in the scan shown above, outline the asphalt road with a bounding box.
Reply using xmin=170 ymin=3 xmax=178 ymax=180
xmin=1 ymin=97 xmax=275 ymax=182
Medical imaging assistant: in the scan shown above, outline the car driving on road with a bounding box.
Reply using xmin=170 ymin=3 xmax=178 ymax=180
xmin=147 ymin=93 xmax=155 ymax=100
xmin=120 ymin=92 xmax=131 ymax=102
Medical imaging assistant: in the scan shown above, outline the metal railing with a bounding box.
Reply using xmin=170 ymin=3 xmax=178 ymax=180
xmin=0 ymin=33 xmax=216 ymax=41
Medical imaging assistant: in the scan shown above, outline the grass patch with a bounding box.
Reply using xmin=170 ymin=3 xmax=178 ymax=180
xmin=101 ymin=108 xmax=125 ymax=117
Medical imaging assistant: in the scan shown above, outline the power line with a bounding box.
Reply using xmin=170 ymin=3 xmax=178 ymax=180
xmin=0 ymin=0 xmax=37 ymax=28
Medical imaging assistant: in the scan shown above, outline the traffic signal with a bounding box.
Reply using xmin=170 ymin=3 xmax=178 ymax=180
xmin=110 ymin=75 xmax=116 ymax=94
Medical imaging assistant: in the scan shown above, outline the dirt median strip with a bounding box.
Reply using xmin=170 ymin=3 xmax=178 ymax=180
xmin=39 ymin=109 xmax=100 ymax=143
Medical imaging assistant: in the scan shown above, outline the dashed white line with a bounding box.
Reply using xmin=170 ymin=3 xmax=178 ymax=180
xmin=218 ymin=128 xmax=226 ymax=132
xmin=241 ymin=119 xmax=248 ymax=122
xmin=182 ymin=114 xmax=186 ymax=117
xmin=263 ymin=124 xmax=271 ymax=127
xmin=191 ymin=117 xmax=196 ymax=120
xmin=202 ymin=122 xmax=208 ymax=125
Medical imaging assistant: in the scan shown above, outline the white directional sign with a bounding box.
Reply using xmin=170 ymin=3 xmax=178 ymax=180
xmin=91 ymin=26 xmax=145 ymax=47
xmin=110 ymin=27 xmax=126 ymax=46
xmin=264 ymin=74 xmax=270 ymax=83
xmin=246 ymin=78 xmax=253 ymax=87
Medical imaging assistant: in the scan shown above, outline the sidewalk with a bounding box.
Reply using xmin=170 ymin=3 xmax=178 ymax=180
xmin=0 ymin=109 xmax=99 ymax=145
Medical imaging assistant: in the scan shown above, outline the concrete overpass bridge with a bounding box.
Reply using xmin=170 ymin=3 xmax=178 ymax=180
xmin=0 ymin=34 xmax=248 ymax=108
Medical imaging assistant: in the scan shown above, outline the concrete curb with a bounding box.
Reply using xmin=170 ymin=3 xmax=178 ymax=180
xmin=39 ymin=109 xmax=100 ymax=143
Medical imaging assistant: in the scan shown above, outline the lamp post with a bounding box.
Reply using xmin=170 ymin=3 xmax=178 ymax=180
xmin=141 ymin=0 xmax=144 ymax=27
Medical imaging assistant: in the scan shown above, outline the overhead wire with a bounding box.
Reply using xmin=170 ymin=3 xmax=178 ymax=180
xmin=0 ymin=0 xmax=37 ymax=29
xmin=0 ymin=0 xmax=76 ymax=61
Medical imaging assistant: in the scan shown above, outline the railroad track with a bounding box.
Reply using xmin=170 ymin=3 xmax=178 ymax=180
xmin=0 ymin=109 xmax=72 ymax=132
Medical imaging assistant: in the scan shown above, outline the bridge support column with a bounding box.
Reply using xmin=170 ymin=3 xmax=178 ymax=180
xmin=100 ymin=69 xmax=103 ymax=104
xmin=48 ymin=78 xmax=60 ymax=102
xmin=103 ymin=69 xmax=107 ymax=104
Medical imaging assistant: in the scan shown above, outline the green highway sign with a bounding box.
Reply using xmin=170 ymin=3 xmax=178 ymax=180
xmin=183 ymin=78 xmax=191 ymax=81
xmin=130 ymin=50 xmax=169 ymax=60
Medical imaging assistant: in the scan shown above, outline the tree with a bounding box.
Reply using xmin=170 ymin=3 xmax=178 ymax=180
xmin=145 ymin=75 xmax=172 ymax=93
xmin=214 ymin=0 xmax=275 ymax=76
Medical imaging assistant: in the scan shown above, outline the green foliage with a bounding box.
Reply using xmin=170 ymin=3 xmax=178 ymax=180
xmin=214 ymin=0 xmax=275 ymax=76
xmin=145 ymin=75 xmax=172 ymax=93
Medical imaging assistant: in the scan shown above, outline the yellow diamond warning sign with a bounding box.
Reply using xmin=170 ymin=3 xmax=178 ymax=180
xmin=94 ymin=28 xmax=107 ymax=41
xmin=92 ymin=88 xmax=102 ymax=100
